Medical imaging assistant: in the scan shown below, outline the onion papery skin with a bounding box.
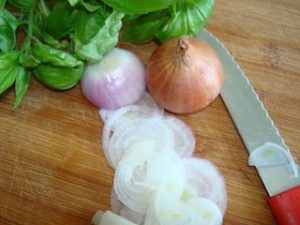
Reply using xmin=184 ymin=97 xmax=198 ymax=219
xmin=146 ymin=36 xmax=223 ymax=114
xmin=81 ymin=48 xmax=146 ymax=109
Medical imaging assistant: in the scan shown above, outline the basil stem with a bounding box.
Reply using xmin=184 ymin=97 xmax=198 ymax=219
xmin=22 ymin=8 xmax=34 ymax=50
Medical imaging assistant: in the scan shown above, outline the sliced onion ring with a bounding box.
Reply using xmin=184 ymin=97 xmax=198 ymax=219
xmin=182 ymin=157 xmax=227 ymax=214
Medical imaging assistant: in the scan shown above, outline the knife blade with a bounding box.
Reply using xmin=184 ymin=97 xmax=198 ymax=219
xmin=197 ymin=29 xmax=300 ymax=225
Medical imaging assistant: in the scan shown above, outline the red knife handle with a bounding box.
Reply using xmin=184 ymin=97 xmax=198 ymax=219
xmin=268 ymin=185 xmax=300 ymax=225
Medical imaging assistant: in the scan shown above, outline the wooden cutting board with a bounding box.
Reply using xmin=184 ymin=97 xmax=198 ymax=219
xmin=0 ymin=0 xmax=299 ymax=224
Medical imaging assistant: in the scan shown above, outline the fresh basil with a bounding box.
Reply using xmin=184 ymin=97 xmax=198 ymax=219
xmin=74 ymin=10 xmax=124 ymax=63
xmin=32 ymin=43 xmax=82 ymax=68
xmin=156 ymin=0 xmax=215 ymax=42
xmin=68 ymin=0 xmax=79 ymax=7
xmin=102 ymin=0 xmax=179 ymax=14
xmin=74 ymin=6 xmax=109 ymax=45
xmin=79 ymin=0 xmax=104 ymax=12
xmin=0 ymin=51 xmax=20 ymax=95
xmin=0 ymin=10 xmax=19 ymax=52
xmin=45 ymin=2 xmax=78 ymax=39
xmin=13 ymin=68 xmax=30 ymax=109
xmin=35 ymin=63 xmax=84 ymax=90
xmin=0 ymin=0 xmax=5 ymax=11
xmin=122 ymin=11 xmax=169 ymax=44
xmin=121 ymin=0 xmax=215 ymax=43
xmin=19 ymin=50 xmax=40 ymax=68
xmin=7 ymin=0 xmax=34 ymax=10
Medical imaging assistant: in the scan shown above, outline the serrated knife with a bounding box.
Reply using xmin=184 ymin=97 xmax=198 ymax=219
xmin=197 ymin=29 xmax=300 ymax=225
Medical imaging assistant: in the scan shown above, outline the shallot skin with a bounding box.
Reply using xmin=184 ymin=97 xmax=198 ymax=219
xmin=81 ymin=48 xmax=146 ymax=109
xmin=146 ymin=36 xmax=223 ymax=114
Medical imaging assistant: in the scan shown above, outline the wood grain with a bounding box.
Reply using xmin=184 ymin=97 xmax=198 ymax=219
xmin=0 ymin=0 xmax=299 ymax=224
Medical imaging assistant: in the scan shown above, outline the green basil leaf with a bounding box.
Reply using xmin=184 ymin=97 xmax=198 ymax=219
xmin=0 ymin=0 xmax=5 ymax=11
xmin=156 ymin=0 xmax=215 ymax=42
xmin=74 ymin=6 xmax=109 ymax=45
xmin=32 ymin=43 xmax=82 ymax=68
xmin=102 ymin=0 xmax=178 ymax=14
xmin=7 ymin=0 xmax=34 ymax=10
xmin=79 ymin=0 xmax=104 ymax=12
xmin=45 ymin=2 xmax=78 ymax=39
xmin=13 ymin=68 xmax=30 ymax=109
xmin=42 ymin=32 xmax=69 ymax=49
xmin=37 ymin=0 xmax=50 ymax=18
xmin=35 ymin=63 xmax=84 ymax=90
xmin=19 ymin=50 xmax=40 ymax=68
xmin=68 ymin=0 xmax=79 ymax=7
xmin=0 ymin=51 xmax=30 ymax=108
xmin=0 ymin=67 xmax=17 ymax=94
xmin=0 ymin=51 xmax=19 ymax=69
xmin=122 ymin=10 xmax=169 ymax=44
xmin=33 ymin=11 xmax=69 ymax=50
xmin=2 ymin=10 xmax=19 ymax=31
xmin=0 ymin=51 xmax=20 ymax=95
xmin=74 ymin=10 xmax=124 ymax=63
xmin=32 ymin=10 xmax=45 ymax=37
xmin=0 ymin=10 xmax=19 ymax=52
xmin=0 ymin=51 xmax=20 ymax=63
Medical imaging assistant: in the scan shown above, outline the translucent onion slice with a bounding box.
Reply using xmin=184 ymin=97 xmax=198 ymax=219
xmin=111 ymin=189 xmax=145 ymax=225
xmin=143 ymin=196 xmax=160 ymax=225
xmin=138 ymin=150 xmax=186 ymax=199
xmin=101 ymin=105 xmax=160 ymax=165
xmin=107 ymin=115 xmax=195 ymax=168
xmin=186 ymin=197 xmax=223 ymax=225
xmin=100 ymin=93 xmax=164 ymax=159
xmin=183 ymin=158 xmax=227 ymax=214
xmin=107 ymin=117 xmax=175 ymax=168
xmin=119 ymin=206 xmax=145 ymax=225
xmin=181 ymin=184 xmax=199 ymax=201
xmin=110 ymin=189 xmax=123 ymax=213
xmin=163 ymin=116 xmax=195 ymax=157
xmin=113 ymin=140 xmax=156 ymax=213
xmin=114 ymin=139 xmax=188 ymax=214
xmin=144 ymin=190 xmax=199 ymax=225
xmin=99 ymin=92 xmax=163 ymax=123
xmin=145 ymin=193 xmax=223 ymax=225
xmin=248 ymin=142 xmax=299 ymax=177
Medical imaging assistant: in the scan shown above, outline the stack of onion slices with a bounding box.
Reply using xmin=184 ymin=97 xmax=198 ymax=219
xmin=99 ymin=93 xmax=227 ymax=225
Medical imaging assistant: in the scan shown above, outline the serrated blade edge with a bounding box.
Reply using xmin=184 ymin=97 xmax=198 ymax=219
xmin=196 ymin=29 xmax=300 ymax=196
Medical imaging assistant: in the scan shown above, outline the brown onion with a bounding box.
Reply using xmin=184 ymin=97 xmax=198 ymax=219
xmin=146 ymin=36 xmax=223 ymax=114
